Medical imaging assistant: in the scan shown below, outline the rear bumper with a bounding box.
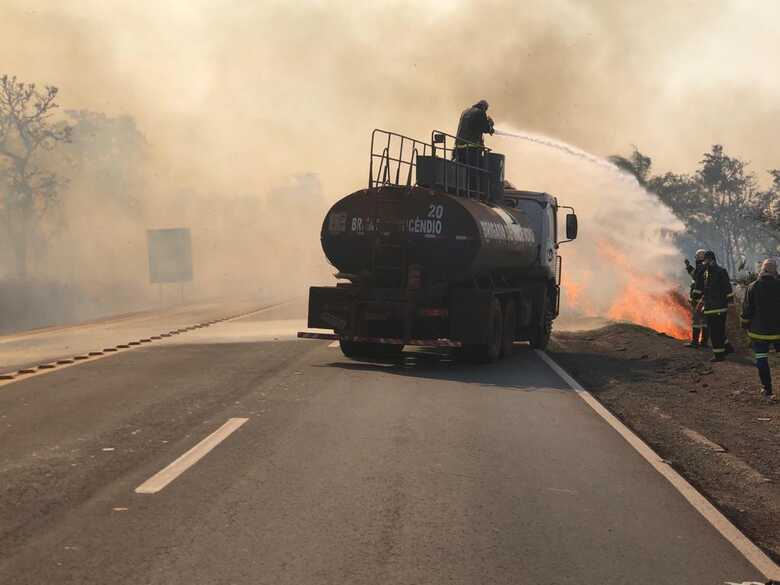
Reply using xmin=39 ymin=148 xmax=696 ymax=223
xmin=297 ymin=332 xmax=461 ymax=348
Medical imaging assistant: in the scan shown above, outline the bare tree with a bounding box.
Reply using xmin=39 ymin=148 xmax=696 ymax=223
xmin=0 ymin=74 xmax=71 ymax=278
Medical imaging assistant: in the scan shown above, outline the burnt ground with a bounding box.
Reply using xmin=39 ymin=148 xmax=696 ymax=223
xmin=549 ymin=318 xmax=780 ymax=562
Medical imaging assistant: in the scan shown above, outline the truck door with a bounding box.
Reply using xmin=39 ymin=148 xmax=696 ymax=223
xmin=544 ymin=205 xmax=556 ymax=268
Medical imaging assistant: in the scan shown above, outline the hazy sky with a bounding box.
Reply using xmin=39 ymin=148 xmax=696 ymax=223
xmin=3 ymin=0 xmax=780 ymax=194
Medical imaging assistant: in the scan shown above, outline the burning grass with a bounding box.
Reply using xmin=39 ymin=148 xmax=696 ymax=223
xmin=560 ymin=240 xmax=691 ymax=340
xmin=607 ymin=288 xmax=690 ymax=339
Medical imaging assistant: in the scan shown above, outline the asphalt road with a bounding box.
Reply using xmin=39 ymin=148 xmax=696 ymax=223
xmin=0 ymin=301 xmax=767 ymax=584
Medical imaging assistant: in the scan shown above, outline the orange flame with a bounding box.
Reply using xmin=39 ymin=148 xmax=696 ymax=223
xmin=561 ymin=272 xmax=599 ymax=317
xmin=606 ymin=286 xmax=690 ymax=339
xmin=600 ymin=240 xmax=689 ymax=339
xmin=562 ymin=240 xmax=690 ymax=339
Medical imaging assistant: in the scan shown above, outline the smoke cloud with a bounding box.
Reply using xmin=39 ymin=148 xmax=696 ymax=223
xmin=1 ymin=0 xmax=778 ymax=330
xmin=494 ymin=129 xmax=686 ymax=333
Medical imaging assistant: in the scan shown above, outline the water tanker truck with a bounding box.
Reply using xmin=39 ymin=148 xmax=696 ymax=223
xmin=298 ymin=129 xmax=578 ymax=362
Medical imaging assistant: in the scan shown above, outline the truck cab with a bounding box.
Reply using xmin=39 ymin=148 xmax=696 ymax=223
xmin=504 ymin=189 xmax=577 ymax=278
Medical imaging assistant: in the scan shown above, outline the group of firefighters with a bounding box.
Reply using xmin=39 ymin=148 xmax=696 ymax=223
xmin=685 ymin=251 xmax=780 ymax=400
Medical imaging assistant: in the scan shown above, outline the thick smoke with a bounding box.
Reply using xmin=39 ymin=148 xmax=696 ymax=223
xmin=1 ymin=0 xmax=779 ymax=329
xmin=493 ymin=129 xmax=684 ymax=331
xmin=6 ymin=1 xmax=780 ymax=186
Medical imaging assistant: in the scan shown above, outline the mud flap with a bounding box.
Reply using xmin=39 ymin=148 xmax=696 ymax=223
xmin=307 ymin=286 xmax=353 ymax=330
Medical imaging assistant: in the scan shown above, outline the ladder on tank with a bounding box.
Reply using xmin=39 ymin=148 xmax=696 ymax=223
xmin=371 ymin=196 xmax=406 ymax=287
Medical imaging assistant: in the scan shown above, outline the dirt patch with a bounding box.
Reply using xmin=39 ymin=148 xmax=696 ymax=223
xmin=549 ymin=321 xmax=780 ymax=562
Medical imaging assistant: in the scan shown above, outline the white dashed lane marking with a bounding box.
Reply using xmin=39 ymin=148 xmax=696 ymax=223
xmin=135 ymin=418 xmax=249 ymax=494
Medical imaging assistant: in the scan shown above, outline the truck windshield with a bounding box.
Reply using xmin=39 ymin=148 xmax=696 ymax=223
xmin=513 ymin=198 xmax=544 ymax=239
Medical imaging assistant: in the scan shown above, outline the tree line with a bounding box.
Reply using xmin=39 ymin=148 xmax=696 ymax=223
xmin=0 ymin=73 xmax=336 ymax=333
xmin=609 ymin=145 xmax=780 ymax=275
xmin=0 ymin=74 xmax=149 ymax=280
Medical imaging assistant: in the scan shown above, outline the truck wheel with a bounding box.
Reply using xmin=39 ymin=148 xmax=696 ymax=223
xmin=377 ymin=344 xmax=403 ymax=358
xmin=339 ymin=340 xmax=402 ymax=359
xmin=501 ymin=299 xmax=516 ymax=357
xmin=467 ymin=298 xmax=503 ymax=364
xmin=529 ymin=310 xmax=553 ymax=350
xmin=339 ymin=339 xmax=362 ymax=358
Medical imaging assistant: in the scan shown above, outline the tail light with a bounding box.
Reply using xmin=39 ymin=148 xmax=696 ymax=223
xmin=419 ymin=307 xmax=448 ymax=317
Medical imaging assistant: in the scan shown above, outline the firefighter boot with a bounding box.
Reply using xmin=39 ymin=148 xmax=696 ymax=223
xmin=757 ymin=357 xmax=773 ymax=397
xmin=684 ymin=327 xmax=700 ymax=348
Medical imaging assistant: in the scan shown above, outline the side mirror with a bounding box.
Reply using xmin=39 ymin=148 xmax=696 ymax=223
xmin=565 ymin=213 xmax=578 ymax=241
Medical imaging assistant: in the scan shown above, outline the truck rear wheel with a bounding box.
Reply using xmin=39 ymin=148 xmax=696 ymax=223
xmin=528 ymin=308 xmax=553 ymax=350
xmin=458 ymin=298 xmax=503 ymax=364
xmin=501 ymin=299 xmax=516 ymax=357
xmin=339 ymin=340 xmax=402 ymax=359
xmin=377 ymin=344 xmax=403 ymax=358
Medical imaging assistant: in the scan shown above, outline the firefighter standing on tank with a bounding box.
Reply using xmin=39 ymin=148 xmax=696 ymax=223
xmin=454 ymin=100 xmax=495 ymax=171
xmin=684 ymin=249 xmax=709 ymax=348
xmin=697 ymin=251 xmax=735 ymax=362
xmin=740 ymin=258 xmax=780 ymax=399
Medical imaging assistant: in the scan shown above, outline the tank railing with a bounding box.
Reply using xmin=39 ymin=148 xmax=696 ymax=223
xmin=406 ymin=148 xmax=419 ymax=186
xmin=368 ymin=129 xmax=494 ymax=202
xmin=369 ymin=129 xmax=432 ymax=189
xmin=430 ymin=129 xmax=493 ymax=202
xmin=379 ymin=147 xmax=391 ymax=185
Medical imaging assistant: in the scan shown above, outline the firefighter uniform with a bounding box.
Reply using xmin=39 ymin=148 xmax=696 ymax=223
xmin=740 ymin=269 xmax=780 ymax=396
xmin=455 ymin=100 xmax=494 ymax=148
xmin=700 ymin=256 xmax=734 ymax=361
xmin=454 ymin=100 xmax=495 ymax=199
xmin=686 ymin=257 xmax=708 ymax=347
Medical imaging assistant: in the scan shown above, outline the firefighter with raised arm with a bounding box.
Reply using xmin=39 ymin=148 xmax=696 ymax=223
xmin=698 ymin=251 xmax=735 ymax=362
xmin=454 ymin=100 xmax=494 ymax=167
xmin=684 ymin=249 xmax=709 ymax=348
xmin=740 ymin=258 xmax=780 ymax=400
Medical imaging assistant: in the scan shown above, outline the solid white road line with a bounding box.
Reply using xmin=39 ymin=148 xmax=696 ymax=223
xmin=535 ymin=350 xmax=780 ymax=581
xmin=135 ymin=418 xmax=249 ymax=494
xmin=328 ymin=341 xmax=340 ymax=348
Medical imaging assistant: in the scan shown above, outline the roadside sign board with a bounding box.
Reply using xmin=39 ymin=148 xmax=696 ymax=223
xmin=147 ymin=228 xmax=193 ymax=284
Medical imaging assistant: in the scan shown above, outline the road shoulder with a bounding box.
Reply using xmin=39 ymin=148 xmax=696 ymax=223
xmin=549 ymin=324 xmax=780 ymax=564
